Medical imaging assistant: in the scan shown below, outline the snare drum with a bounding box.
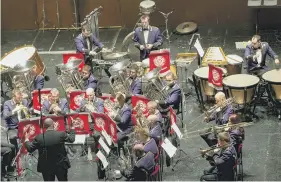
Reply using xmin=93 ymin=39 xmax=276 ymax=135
xmin=223 ymin=74 xmax=260 ymax=104
xmin=1 ymin=45 xmax=45 ymax=75
xmin=226 ymin=55 xmax=243 ymax=75
xmin=194 ymin=67 xmax=227 ymax=96
xmin=262 ymin=69 xmax=281 ymax=100
xmin=139 ymin=0 xmax=156 ymax=14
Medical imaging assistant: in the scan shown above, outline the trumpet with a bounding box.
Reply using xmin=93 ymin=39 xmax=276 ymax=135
xmin=204 ymin=98 xmax=236 ymax=120
xmin=18 ymin=101 xmax=31 ymax=119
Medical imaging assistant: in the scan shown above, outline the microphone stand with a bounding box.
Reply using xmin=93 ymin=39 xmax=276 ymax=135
xmin=38 ymin=89 xmax=47 ymax=160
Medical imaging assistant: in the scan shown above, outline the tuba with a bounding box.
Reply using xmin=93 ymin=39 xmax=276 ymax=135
xmin=143 ymin=68 xmax=169 ymax=101
xmin=109 ymin=59 xmax=132 ymax=95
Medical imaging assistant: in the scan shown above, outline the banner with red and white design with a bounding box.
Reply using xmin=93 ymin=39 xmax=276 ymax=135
xmin=46 ymin=115 xmax=66 ymax=132
xmin=169 ymin=107 xmax=177 ymax=135
xmin=99 ymin=94 xmax=115 ymax=114
xmin=149 ymin=49 xmax=171 ymax=76
xmin=131 ymin=95 xmax=150 ymax=116
xmin=15 ymin=148 xmax=25 ymax=177
xmin=32 ymin=89 xmax=52 ymax=113
xmin=92 ymin=112 xmax=109 ymax=134
xmin=63 ymin=53 xmax=85 ymax=72
xmin=208 ymin=64 xmax=223 ymax=89
xmin=69 ymin=90 xmax=86 ymax=111
xmin=67 ymin=113 xmax=90 ymax=134
xmin=106 ymin=115 xmax=118 ymax=144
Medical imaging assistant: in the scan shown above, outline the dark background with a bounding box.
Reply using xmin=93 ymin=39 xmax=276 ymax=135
xmin=2 ymin=0 xmax=281 ymax=30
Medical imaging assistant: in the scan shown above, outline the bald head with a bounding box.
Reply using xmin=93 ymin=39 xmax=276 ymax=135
xmin=215 ymin=92 xmax=226 ymax=106
xmin=44 ymin=118 xmax=54 ymax=129
xmin=147 ymin=114 xmax=158 ymax=127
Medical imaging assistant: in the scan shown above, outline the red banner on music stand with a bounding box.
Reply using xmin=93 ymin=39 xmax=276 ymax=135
xmin=32 ymin=89 xmax=52 ymax=113
xmin=131 ymin=95 xmax=150 ymax=115
xmin=149 ymin=49 xmax=171 ymax=76
xmin=42 ymin=115 xmax=66 ymax=132
xmin=67 ymin=113 xmax=90 ymax=134
xmin=106 ymin=115 xmax=118 ymax=144
xmin=169 ymin=107 xmax=177 ymax=135
xmin=69 ymin=90 xmax=86 ymax=111
xmin=208 ymin=64 xmax=223 ymax=88
xmin=15 ymin=148 xmax=25 ymax=177
xmin=100 ymin=94 xmax=115 ymax=114
xmin=63 ymin=53 xmax=85 ymax=72
xmin=92 ymin=112 xmax=109 ymax=133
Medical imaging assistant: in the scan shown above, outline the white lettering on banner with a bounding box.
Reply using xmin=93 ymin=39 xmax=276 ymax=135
xmin=96 ymin=151 xmax=109 ymax=168
xmin=101 ymin=130 xmax=112 ymax=146
xmin=98 ymin=138 xmax=111 ymax=155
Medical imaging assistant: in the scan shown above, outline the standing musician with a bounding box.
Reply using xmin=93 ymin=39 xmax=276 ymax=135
xmin=76 ymin=88 xmax=104 ymax=113
xmin=75 ymin=25 xmax=111 ymax=78
xmin=1 ymin=143 xmax=16 ymax=180
xmin=42 ymin=88 xmax=69 ymax=115
xmin=3 ymin=89 xmax=30 ymax=150
xmin=121 ymin=144 xmax=155 ymax=181
xmin=24 ymin=118 xmax=76 ymax=181
xmin=147 ymin=114 xmax=163 ymax=143
xmin=200 ymin=132 xmax=237 ymax=181
xmin=108 ymin=92 xmax=133 ymax=141
xmin=128 ymin=65 xmax=142 ymax=95
xmin=245 ymin=34 xmax=280 ymax=75
xmin=135 ymin=126 xmax=158 ymax=156
xmin=133 ymin=15 xmax=163 ymax=61
xmin=201 ymin=92 xmax=234 ymax=147
xmin=146 ymin=101 xmax=163 ymax=124
xmin=31 ymin=65 xmax=45 ymax=91
xmin=155 ymin=72 xmax=181 ymax=111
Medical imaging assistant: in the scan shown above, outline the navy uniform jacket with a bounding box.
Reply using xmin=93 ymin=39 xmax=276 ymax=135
xmin=129 ymin=78 xmax=142 ymax=95
xmin=144 ymin=138 xmax=158 ymax=156
xmin=208 ymin=105 xmax=234 ymax=125
xmin=123 ymin=152 xmax=155 ymax=181
xmin=149 ymin=123 xmax=162 ymax=143
xmin=75 ymin=33 xmax=103 ymax=54
xmin=84 ymin=74 xmax=98 ymax=91
xmin=245 ymin=42 xmax=278 ymax=71
xmin=76 ymin=97 xmax=104 ymax=113
xmin=114 ymin=104 xmax=133 ymax=135
xmin=25 ymin=129 xmax=75 ymax=173
xmin=42 ymin=98 xmax=69 ymax=115
xmin=207 ymin=145 xmax=237 ymax=181
xmin=32 ymin=75 xmax=44 ymax=91
xmin=133 ymin=26 xmax=163 ymax=60
xmin=229 ymin=128 xmax=245 ymax=153
xmin=3 ymin=99 xmax=29 ymax=129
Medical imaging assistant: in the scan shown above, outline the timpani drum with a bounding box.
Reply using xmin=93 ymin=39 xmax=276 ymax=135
xmin=223 ymin=74 xmax=260 ymax=104
xmin=262 ymin=69 xmax=281 ymax=100
xmin=226 ymin=55 xmax=243 ymax=75
xmin=139 ymin=0 xmax=156 ymax=15
xmin=1 ymin=45 xmax=45 ymax=75
xmin=194 ymin=67 xmax=227 ymax=96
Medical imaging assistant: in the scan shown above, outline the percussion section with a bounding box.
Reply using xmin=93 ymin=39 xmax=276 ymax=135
xmin=223 ymin=74 xmax=260 ymax=104
xmin=226 ymin=55 xmax=244 ymax=75
xmin=201 ymin=47 xmax=227 ymax=66
xmin=262 ymin=69 xmax=281 ymax=100
xmin=139 ymin=0 xmax=156 ymax=15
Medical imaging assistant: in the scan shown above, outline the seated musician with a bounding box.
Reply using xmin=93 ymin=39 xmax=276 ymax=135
xmin=135 ymin=126 xmax=158 ymax=156
xmin=75 ymin=25 xmax=111 ymax=77
xmin=1 ymin=143 xmax=16 ymax=180
xmin=147 ymin=115 xmax=162 ymax=143
xmin=200 ymin=132 xmax=237 ymax=181
xmin=128 ymin=65 xmax=142 ymax=95
xmin=76 ymin=88 xmax=104 ymax=113
xmin=133 ymin=15 xmax=163 ymax=61
xmin=108 ymin=92 xmax=133 ymax=141
xmin=82 ymin=65 xmax=98 ymax=91
xmin=42 ymin=88 xmax=69 ymax=115
xmin=3 ymin=89 xmax=30 ymax=150
xmin=245 ymin=35 xmax=280 ymax=75
xmin=155 ymin=72 xmax=181 ymax=112
xmin=146 ymin=101 xmax=163 ymax=124
xmin=121 ymin=144 xmax=155 ymax=181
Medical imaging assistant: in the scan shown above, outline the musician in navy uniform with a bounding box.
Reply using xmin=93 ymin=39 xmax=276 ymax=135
xmin=1 ymin=143 xmax=16 ymax=180
xmin=245 ymin=35 xmax=279 ymax=75
xmin=147 ymin=114 xmax=162 ymax=143
xmin=128 ymin=65 xmax=142 ymax=95
xmin=3 ymin=89 xmax=30 ymax=150
xmin=146 ymin=101 xmax=163 ymax=124
xmin=109 ymin=92 xmax=133 ymax=141
xmin=42 ymin=88 xmax=69 ymax=115
xmin=76 ymin=88 xmax=104 ymax=113
xmin=121 ymin=144 xmax=155 ymax=181
xmin=24 ymin=118 xmax=76 ymax=181
xmin=31 ymin=65 xmax=45 ymax=91
xmin=133 ymin=15 xmax=163 ymax=61
xmin=200 ymin=132 xmax=237 ymax=181
xmin=82 ymin=65 xmax=98 ymax=91
xmin=201 ymin=92 xmax=234 ymax=147
xmin=135 ymin=126 xmax=158 ymax=156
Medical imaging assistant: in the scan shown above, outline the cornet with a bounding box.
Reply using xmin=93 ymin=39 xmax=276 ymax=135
xmin=18 ymin=101 xmax=30 ymax=119
xmin=83 ymin=98 xmax=97 ymax=112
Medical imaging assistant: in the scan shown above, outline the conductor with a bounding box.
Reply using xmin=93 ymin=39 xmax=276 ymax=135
xmin=24 ymin=118 xmax=76 ymax=181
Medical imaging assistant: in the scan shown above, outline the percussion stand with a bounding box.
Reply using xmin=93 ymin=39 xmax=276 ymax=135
xmin=158 ymin=10 xmax=174 ymax=46
xmin=242 ymin=88 xmax=259 ymax=120
xmin=192 ymin=74 xmax=205 ymax=111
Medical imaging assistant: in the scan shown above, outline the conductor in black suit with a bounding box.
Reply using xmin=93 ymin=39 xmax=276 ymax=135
xmin=24 ymin=118 xmax=76 ymax=181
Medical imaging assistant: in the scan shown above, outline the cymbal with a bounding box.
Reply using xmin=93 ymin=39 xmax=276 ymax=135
xmin=13 ymin=60 xmax=36 ymax=73
xmin=175 ymin=22 xmax=197 ymax=35
xmin=109 ymin=59 xmax=131 ymax=73
xmin=103 ymin=52 xmax=128 ymax=60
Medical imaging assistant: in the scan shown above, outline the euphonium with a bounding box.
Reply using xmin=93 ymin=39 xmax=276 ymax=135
xmin=133 ymin=104 xmax=148 ymax=128
xmin=104 ymin=99 xmax=120 ymax=119
xmin=84 ymin=98 xmax=97 ymax=112
xmin=18 ymin=101 xmax=30 ymax=119
xmin=205 ymin=97 xmax=236 ymax=119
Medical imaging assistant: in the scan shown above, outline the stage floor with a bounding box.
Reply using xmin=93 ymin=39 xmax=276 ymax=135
xmin=1 ymin=26 xmax=281 ymax=181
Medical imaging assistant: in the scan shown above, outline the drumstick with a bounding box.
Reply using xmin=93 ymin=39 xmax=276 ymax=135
xmin=227 ymin=56 xmax=241 ymax=63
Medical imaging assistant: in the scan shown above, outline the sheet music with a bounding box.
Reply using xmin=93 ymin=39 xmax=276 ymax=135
xmin=98 ymin=138 xmax=111 ymax=155
xmin=161 ymin=138 xmax=177 ymax=158
xmin=194 ymin=38 xmax=204 ymax=57
xmin=171 ymin=123 xmax=183 ymax=139
xmin=72 ymin=134 xmax=87 ymax=144
xmin=96 ymin=151 xmax=109 ymax=168
xmin=101 ymin=130 xmax=112 ymax=146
